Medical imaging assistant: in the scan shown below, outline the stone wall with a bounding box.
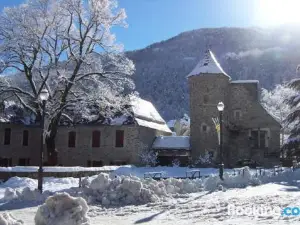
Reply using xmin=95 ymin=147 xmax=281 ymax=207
xmin=228 ymin=82 xmax=281 ymax=166
xmin=0 ymin=123 xmax=162 ymax=166
xmin=56 ymin=125 xmax=159 ymax=166
xmin=188 ymin=74 xmax=230 ymax=161
xmin=189 ymin=74 xmax=281 ymax=167
xmin=0 ymin=123 xmax=41 ymax=165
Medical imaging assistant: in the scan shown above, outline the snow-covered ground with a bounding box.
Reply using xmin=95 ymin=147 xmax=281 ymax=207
xmin=3 ymin=183 xmax=300 ymax=224
xmin=0 ymin=167 xmax=299 ymax=224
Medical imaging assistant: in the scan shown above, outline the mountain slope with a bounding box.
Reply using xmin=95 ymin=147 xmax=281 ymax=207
xmin=127 ymin=26 xmax=300 ymax=120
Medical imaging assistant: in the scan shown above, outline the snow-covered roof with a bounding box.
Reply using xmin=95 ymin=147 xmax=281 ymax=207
xmin=0 ymin=97 xmax=171 ymax=133
xmin=152 ymin=136 xmax=190 ymax=150
xmin=187 ymin=50 xmax=230 ymax=78
xmin=131 ymin=97 xmax=172 ymax=134
xmin=231 ymin=80 xmax=259 ymax=84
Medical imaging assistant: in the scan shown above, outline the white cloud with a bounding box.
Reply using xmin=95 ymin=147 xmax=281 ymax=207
xmin=225 ymin=47 xmax=284 ymax=59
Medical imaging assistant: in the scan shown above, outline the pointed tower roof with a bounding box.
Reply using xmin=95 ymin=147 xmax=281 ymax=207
xmin=187 ymin=50 xmax=230 ymax=78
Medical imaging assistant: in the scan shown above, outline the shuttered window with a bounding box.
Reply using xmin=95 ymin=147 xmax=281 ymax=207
xmin=68 ymin=131 xmax=76 ymax=148
xmin=4 ymin=128 xmax=11 ymax=145
xmin=115 ymin=130 xmax=124 ymax=147
xmin=23 ymin=130 xmax=29 ymax=146
xmin=92 ymin=130 xmax=101 ymax=147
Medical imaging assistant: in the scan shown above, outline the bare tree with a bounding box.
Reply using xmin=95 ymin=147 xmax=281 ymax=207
xmin=0 ymin=0 xmax=135 ymax=165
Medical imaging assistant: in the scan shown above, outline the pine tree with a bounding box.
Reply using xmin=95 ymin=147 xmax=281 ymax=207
xmin=283 ymin=78 xmax=300 ymax=156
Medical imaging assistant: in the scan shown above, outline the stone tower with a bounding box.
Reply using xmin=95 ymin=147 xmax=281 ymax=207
xmin=188 ymin=50 xmax=231 ymax=161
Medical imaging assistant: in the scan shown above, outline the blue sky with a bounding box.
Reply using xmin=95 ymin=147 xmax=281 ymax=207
xmin=116 ymin=0 xmax=258 ymax=50
xmin=0 ymin=0 xmax=283 ymax=50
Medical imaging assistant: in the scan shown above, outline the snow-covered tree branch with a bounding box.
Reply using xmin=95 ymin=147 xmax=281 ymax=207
xmin=0 ymin=0 xmax=135 ymax=165
xmin=261 ymin=84 xmax=296 ymax=145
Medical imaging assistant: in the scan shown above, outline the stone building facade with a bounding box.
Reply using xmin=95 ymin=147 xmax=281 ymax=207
xmin=188 ymin=50 xmax=281 ymax=167
xmin=0 ymin=98 xmax=171 ymax=167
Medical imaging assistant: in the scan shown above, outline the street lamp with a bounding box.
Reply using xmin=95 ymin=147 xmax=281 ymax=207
xmin=38 ymin=89 xmax=49 ymax=192
xmin=217 ymin=102 xmax=224 ymax=180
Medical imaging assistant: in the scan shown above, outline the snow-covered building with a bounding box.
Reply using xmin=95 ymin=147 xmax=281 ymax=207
xmin=152 ymin=136 xmax=190 ymax=166
xmin=166 ymin=114 xmax=190 ymax=136
xmin=188 ymin=49 xmax=281 ymax=167
xmin=0 ymin=97 xmax=172 ymax=166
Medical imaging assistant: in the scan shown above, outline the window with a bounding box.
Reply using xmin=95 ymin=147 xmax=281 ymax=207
xmin=87 ymin=160 xmax=92 ymax=167
xmin=203 ymin=95 xmax=209 ymax=104
xmin=87 ymin=160 xmax=103 ymax=167
xmin=115 ymin=130 xmax=124 ymax=147
xmin=22 ymin=130 xmax=29 ymax=146
xmin=250 ymin=130 xmax=268 ymax=148
xmin=0 ymin=158 xmax=12 ymax=167
xmin=110 ymin=160 xmax=126 ymax=166
xmin=93 ymin=160 xmax=103 ymax=167
xmin=4 ymin=128 xmax=11 ymax=145
xmin=234 ymin=110 xmax=242 ymax=120
xmin=92 ymin=130 xmax=101 ymax=147
xmin=250 ymin=131 xmax=259 ymax=148
xmin=18 ymin=158 xmax=30 ymax=166
xmin=201 ymin=124 xmax=209 ymax=133
xmin=260 ymin=131 xmax=267 ymax=148
xmin=68 ymin=131 xmax=76 ymax=148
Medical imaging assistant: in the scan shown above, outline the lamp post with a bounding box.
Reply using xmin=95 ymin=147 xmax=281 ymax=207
xmin=38 ymin=89 xmax=49 ymax=192
xmin=217 ymin=102 xmax=224 ymax=180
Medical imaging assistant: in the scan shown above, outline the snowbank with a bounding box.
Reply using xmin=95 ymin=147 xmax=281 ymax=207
xmin=0 ymin=213 xmax=23 ymax=225
xmin=83 ymin=173 xmax=204 ymax=206
xmin=204 ymin=167 xmax=261 ymax=191
xmin=112 ymin=166 xmax=221 ymax=178
xmin=2 ymin=177 xmax=37 ymax=189
xmin=35 ymin=193 xmax=90 ymax=225
xmin=1 ymin=166 xmax=297 ymax=207
xmin=3 ymin=187 xmax=51 ymax=202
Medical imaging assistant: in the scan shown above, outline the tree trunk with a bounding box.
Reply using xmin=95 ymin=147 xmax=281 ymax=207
xmin=45 ymin=117 xmax=60 ymax=166
xmin=281 ymin=128 xmax=284 ymax=147
xmin=45 ymin=136 xmax=58 ymax=166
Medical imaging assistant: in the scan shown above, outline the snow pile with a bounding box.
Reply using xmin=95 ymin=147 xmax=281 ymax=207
xmin=162 ymin=177 xmax=203 ymax=194
xmin=261 ymin=167 xmax=299 ymax=183
xmin=3 ymin=187 xmax=51 ymax=202
xmin=35 ymin=193 xmax=90 ymax=225
xmin=3 ymin=188 xmax=19 ymax=201
xmin=111 ymin=166 xmax=219 ymax=178
xmin=2 ymin=177 xmax=37 ymax=189
xmin=83 ymin=173 xmax=204 ymax=206
xmin=0 ymin=213 xmax=23 ymax=225
xmin=204 ymin=167 xmax=261 ymax=191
